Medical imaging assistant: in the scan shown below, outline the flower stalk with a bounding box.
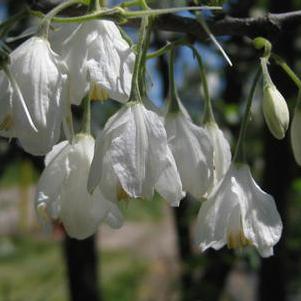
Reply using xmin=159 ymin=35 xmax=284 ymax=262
xmin=147 ymin=37 xmax=187 ymax=60
xmin=81 ymin=96 xmax=91 ymax=135
xmin=30 ymin=5 xmax=221 ymax=24
xmin=167 ymin=48 xmax=180 ymax=113
xmin=129 ymin=16 xmax=151 ymax=102
xmin=38 ymin=0 xmax=86 ymax=37
xmin=89 ymin=0 xmax=101 ymax=11
xmin=253 ymin=37 xmax=272 ymax=59
xmin=233 ymin=68 xmax=261 ymax=163
xmin=186 ymin=44 xmax=215 ymax=123
xmin=271 ymin=53 xmax=301 ymax=90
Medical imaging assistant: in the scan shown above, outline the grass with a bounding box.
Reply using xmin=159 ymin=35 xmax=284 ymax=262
xmin=0 ymin=236 xmax=148 ymax=301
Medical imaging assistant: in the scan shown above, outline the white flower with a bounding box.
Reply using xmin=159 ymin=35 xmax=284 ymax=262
xmin=263 ymin=83 xmax=289 ymax=140
xmin=204 ymin=122 xmax=231 ymax=185
xmin=35 ymin=134 xmax=123 ymax=240
xmin=291 ymin=106 xmax=301 ymax=166
xmin=0 ymin=36 xmax=68 ymax=155
xmin=195 ymin=163 xmax=282 ymax=257
xmin=164 ymin=108 xmax=214 ymax=199
xmin=58 ymin=20 xmax=135 ymax=105
xmin=88 ymin=102 xmax=185 ymax=206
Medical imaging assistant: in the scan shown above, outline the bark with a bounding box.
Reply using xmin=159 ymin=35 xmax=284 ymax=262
xmin=63 ymin=235 xmax=101 ymax=301
xmin=173 ymin=199 xmax=194 ymax=301
xmin=26 ymin=0 xmax=301 ymax=41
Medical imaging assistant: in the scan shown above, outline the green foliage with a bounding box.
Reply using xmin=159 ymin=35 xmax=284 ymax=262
xmin=0 ymin=236 xmax=148 ymax=301
xmin=0 ymin=237 xmax=67 ymax=301
xmin=102 ymin=251 xmax=147 ymax=301
xmin=0 ymin=160 xmax=39 ymax=188
xmin=122 ymin=192 xmax=164 ymax=221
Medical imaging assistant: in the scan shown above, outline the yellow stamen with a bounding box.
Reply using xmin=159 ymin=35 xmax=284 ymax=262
xmin=116 ymin=184 xmax=130 ymax=202
xmin=0 ymin=114 xmax=13 ymax=131
xmin=89 ymin=83 xmax=109 ymax=102
xmin=227 ymin=230 xmax=252 ymax=250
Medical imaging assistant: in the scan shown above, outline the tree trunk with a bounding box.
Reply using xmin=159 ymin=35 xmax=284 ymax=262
xmin=63 ymin=235 xmax=101 ymax=301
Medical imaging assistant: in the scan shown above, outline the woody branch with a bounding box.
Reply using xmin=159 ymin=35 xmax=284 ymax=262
xmin=26 ymin=1 xmax=301 ymax=40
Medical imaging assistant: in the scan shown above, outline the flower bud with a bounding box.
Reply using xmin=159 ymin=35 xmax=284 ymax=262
xmin=262 ymin=84 xmax=289 ymax=140
xmin=291 ymin=107 xmax=301 ymax=166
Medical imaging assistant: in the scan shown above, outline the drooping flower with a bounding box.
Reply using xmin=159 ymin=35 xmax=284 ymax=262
xmin=35 ymin=134 xmax=123 ymax=240
xmin=88 ymin=102 xmax=185 ymax=206
xmin=291 ymin=105 xmax=301 ymax=166
xmin=56 ymin=20 xmax=135 ymax=105
xmin=204 ymin=121 xmax=231 ymax=185
xmin=195 ymin=163 xmax=282 ymax=257
xmin=164 ymin=104 xmax=214 ymax=199
xmin=0 ymin=36 xmax=68 ymax=155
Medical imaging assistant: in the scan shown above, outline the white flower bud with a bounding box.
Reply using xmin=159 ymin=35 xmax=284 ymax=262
xmin=262 ymin=84 xmax=289 ymax=140
xmin=291 ymin=107 xmax=301 ymax=166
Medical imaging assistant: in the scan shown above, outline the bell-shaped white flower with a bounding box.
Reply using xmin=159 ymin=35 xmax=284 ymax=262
xmin=195 ymin=163 xmax=282 ymax=257
xmin=58 ymin=20 xmax=135 ymax=105
xmin=35 ymin=134 xmax=123 ymax=240
xmin=291 ymin=106 xmax=301 ymax=166
xmin=164 ymin=105 xmax=214 ymax=199
xmin=0 ymin=36 xmax=68 ymax=155
xmin=204 ymin=122 xmax=231 ymax=185
xmin=88 ymin=102 xmax=185 ymax=206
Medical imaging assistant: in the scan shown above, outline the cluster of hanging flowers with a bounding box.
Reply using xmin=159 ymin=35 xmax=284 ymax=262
xmin=2 ymin=1 xmax=301 ymax=259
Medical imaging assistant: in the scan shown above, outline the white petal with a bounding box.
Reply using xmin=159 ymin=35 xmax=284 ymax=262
xmin=155 ymin=147 xmax=185 ymax=206
xmin=165 ymin=112 xmax=214 ymax=199
xmin=195 ymin=163 xmax=283 ymax=257
xmin=63 ymin=20 xmax=134 ymax=105
xmin=60 ymin=135 xmax=123 ymax=238
xmin=88 ymin=106 xmax=130 ymax=196
xmin=194 ymin=169 xmax=239 ymax=251
xmin=235 ymin=164 xmax=283 ymax=257
xmin=36 ymin=135 xmax=123 ymax=240
xmin=103 ymin=201 xmax=124 ymax=229
xmin=35 ymin=141 xmax=70 ymax=220
xmin=87 ymin=21 xmax=134 ymax=103
xmin=44 ymin=140 xmax=69 ymax=167
xmin=111 ymin=103 xmax=169 ymax=199
xmin=48 ymin=23 xmax=78 ymax=55
xmin=63 ymin=23 xmax=90 ymax=105
xmin=11 ymin=37 xmax=67 ymax=155
xmin=204 ymin=122 xmax=231 ymax=185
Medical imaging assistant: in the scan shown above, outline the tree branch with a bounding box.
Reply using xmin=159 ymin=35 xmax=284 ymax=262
xmin=26 ymin=0 xmax=301 ymax=40
xmin=145 ymin=11 xmax=301 ymax=40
